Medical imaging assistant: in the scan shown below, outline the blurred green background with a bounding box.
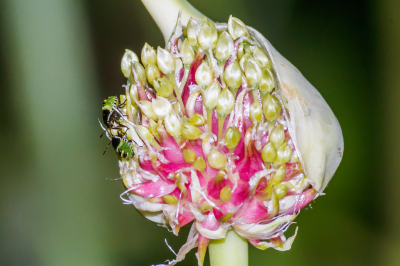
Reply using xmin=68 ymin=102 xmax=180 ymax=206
xmin=0 ymin=0 xmax=398 ymax=265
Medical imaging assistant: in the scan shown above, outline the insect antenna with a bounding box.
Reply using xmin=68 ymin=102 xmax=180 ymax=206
xmin=103 ymin=141 xmax=112 ymax=155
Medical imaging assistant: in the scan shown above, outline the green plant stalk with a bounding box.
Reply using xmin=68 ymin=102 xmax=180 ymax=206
xmin=209 ymin=230 xmax=249 ymax=266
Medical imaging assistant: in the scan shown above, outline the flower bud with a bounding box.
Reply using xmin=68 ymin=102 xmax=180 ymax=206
xmin=189 ymin=113 xmax=206 ymax=126
xmin=220 ymin=185 xmax=232 ymax=202
xmin=215 ymin=31 xmax=234 ymax=61
xmin=153 ymin=77 xmax=174 ymax=98
xmin=182 ymin=123 xmax=202 ymax=140
xmin=261 ymin=142 xmax=277 ymax=163
xmin=208 ymin=148 xmax=227 ymax=169
xmin=148 ymin=119 xmax=159 ymax=137
xmin=193 ymin=156 xmax=206 ymax=171
xmin=138 ymin=100 xmax=158 ymax=121
xmin=180 ymin=39 xmax=195 ymax=65
xmin=203 ymin=82 xmax=221 ymax=109
xmin=259 ymin=68 xmax=275 ymax=94
xmin=187 ymin=18 xmax=198 ymax=47
xmin=273 ymin=164 xmax=286 ymax=184
xmin=121 ymin=49 xmax=139 ymax=78
xmin=129 ymin=84 xmax=139 ymax=105
xmin=152 ymin=96 xmax=173 ymax=120
xmin=224 ymin=126 xmax=241 ymax=149
xmin=250 ymin=101 xmax=262 ymax=123
xmin=183 ymin=149 xmax=197 ymax=163
xmin=262 ymin=94 xmax=281 ymax=121
xmin=145 ymin=64 xmax=160 ymax=86
xmin=136 ymin=125 xmax=155 ymax=143
xmin=197 ymin=17 xmax=218 ymax=50
xmin=239 ymin=52 xmax=250 ymax=72
xmin=195 ymin=61 xmax=212 ymax=86
xmin=238 ymin=43 xmax=244 ymax=59
xmin=133 ymin=61 xmax=147 ymax=85
xmin=163 ymin=195 xmax=178 ymax=205
xmin=157 ymin=47 xmax=175 ymax=74
xmin=244 ymin=59 xmax=262 ymax=86
xmin=274 ymin=184 xmax=287 ymax=200
xmin=217 ymin=88 xmax=235 ymax=116
xmin=141 ymin=43 xmax=157 ymax=67
xmin=224 ymin=61 xmax=242 ymax=89
xmin=275 ymin=142 xmax=292 ymax=165
xmin=228 ymin=16 xmax=249 ymax=40
xmin=269 ymin=124 xmax=285 ymax=148
xmin=250 ymin=45 xmax=271 ymax=69
xmin=164 ymin=113 xmax=182 ymax=137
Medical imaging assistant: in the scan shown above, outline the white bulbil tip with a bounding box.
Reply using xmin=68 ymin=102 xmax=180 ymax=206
xmin=157 ymin=47 xmax=176 ymax=74
xmin=187 ymin=18 xmax=198 ymax=47
xmin=197 ymin=17 xmax=218 ymax=50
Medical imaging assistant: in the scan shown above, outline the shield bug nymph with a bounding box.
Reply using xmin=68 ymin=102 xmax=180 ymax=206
xmin=112 ymin=136 xmax=135 ymax=159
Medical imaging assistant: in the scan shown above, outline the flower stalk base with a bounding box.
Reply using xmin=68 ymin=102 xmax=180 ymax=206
xmin=209 ymin=230 xmax=248 ymax=266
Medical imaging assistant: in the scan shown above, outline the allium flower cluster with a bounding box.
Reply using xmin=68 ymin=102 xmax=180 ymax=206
xmin=100 ymin=13 xmax=343 ymax=266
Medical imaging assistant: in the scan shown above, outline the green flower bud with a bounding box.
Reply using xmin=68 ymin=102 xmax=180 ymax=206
xmin=153 ymin=77 xmax=174 ymax=98
xmin=261 ymin=142 xmax=277 ymax=163
xmin=273 ymin=164 xmax=286 ymax=184
xmin=194 ymin=156 xmax=206 ymax=171
xmin=215 ymin=31 xmax=234 ymax=61
xmin=239 ymin=52 xmax=250 ymax=72
xmin=269 ymin=124 xmax=285 ymax=148
xmin=224 ymin=127 xmax=241 ymax=149
xmin=183 ymin=149 xmax=197 ymax=163
xmin=228 ymin=15 xmax=249 ymax=40
xmin=152 ymin=96 xmax=173 ymax=120
xmin=217 ymin=88 xmax=235 ymax=116
xmin=136 ymin=125 xmax=155 ymax=143
xmin=141 ymin=43 xmax=157 ymax=67
xmin=133 ymin=61 xmax=147 ymax=85
xmin=145 ymin=64 xmax=160 ymax=86
xmin=262 ymin=94 xmax=281 ymax=121
xmin=164 ymin=113 xmax=182 ymax=137
xmin=244 ymin=59 xmax=262 ymax=86
xmin=163 ymin=195 xmax=178 ymax=205
xmin=180 ymin=39 xmax=195 ymax=65
xmin=224 ymin=61 xmax=242 ymax=89
xmin=275 ymin=142 xmax=292 ymax=165
xmin=214 ymin=170 xmax=227 ymax=182
xmin=189 ymin=113 xmax=206 ymax=126
xmin=182 ymin=123 xmax=202 ymax=140
xmin=195 ymin=61 xmax=213 ymax=86
xmin=157 ymin=47 xmax=175 ymax=74
xmin=238 ymin=43 xmax=244 ymax=59
xmin=259 ymin=68 xmax=275 ymax=94
xmin=203 ymin=82 xmax=221 ymax=109
xmin=187 ymin=18 xmax=198 ymax=47
xmin=250 ymin=45 xmax=271 ymax=69
xmin=208 ymin=148 xmax=227 ymax=169
xmin=149 ymin=119 xmax=159 ymax=137
xmin=197 ymin=17 xmax=218 ymax=50
xmin=220 ymin=185 xmax=232 ymax=202
xmin=138 ymin=100 xmax=158 ymax=121
xmin=274 ymin=184 xmax=287 ymax=200
xmin=121 ymin=49 xmax=139 ymax=78
xmin=250 ymin=101 xmax=262 ymax=123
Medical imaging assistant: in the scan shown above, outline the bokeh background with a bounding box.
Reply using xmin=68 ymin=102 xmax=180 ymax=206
xmin=0 ymin=0 xmax=399 ymax=265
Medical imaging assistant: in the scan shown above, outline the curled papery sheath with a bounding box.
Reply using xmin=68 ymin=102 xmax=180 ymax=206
xmin=106 ymin=11 xmax=343 ymax=266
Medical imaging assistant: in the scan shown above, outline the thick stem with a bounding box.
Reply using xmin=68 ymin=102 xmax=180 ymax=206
xmin=209 ymin=230 xmax=248 ymax=266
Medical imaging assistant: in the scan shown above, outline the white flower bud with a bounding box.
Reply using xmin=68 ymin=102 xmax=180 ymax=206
xmin=141 ymin=43 xmax=157 ymax=67
xmin=133 ymin=61 xmax=147 ymax=85
xmin=157 ymin=47 xmax=175 ymax=74
xmin=187 ymin=18 xmax=198 ymax=47
xmin=136 ymin=125 xmax=155 ymax=142
xmin=203 ymin=82 xmax=221 ymax=109
xmin=165 ymin=113 xmax=182 ymax=137
xmin=138 ymin=100 xmax=158 ymax=121
xmin=145 ymin=64 xmax=160 ymax=86
xmin=195 ymin=61 xmax=212 ymax=86
xmin=180 ymin=39 xmax=194 ymax=65
xmin=217 ymin=88 xmax=235 ymax=115
xmin=197 ymin=17 xmax=218 ymax=50
xmin=215 ymin=31 xmax=234 ymax=61
xmin=208 ymin=148 xmax=227 ymax=169
xmin=224 ymin=61 xmax=242 ymax=89
xmin=121 ymin=49 xmax=139 ymax=78
xmin=228 ymin=15 xmax=249 ymax=40
xmin=244 ymin=58 xmax=262 ymax=86
xmin=152 ymin=96 xmax=173 ymax=120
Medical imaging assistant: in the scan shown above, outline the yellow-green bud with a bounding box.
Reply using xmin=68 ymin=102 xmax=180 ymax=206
xmin=224 ymin=61 xmax=242 ymax=89
xmin=189 ymin=113 xmax=206 ymax=126
xmin=164 ymin=113 xmax=182 ymax=137
xmin=136 ymin=125 xmax=155 ymax=142
xmin=133 ymin=62 xmax=147 ymax=85
xmin=129 ymin=84 xmax=139 ymax=105
xmin=215 ymin=31 xmax=234 ymax=61
xmin=274 ymin=164 xmax=287 ymax=184
xmin=250 ymin=45 xmax=271 ymax=69
xmin=224 ymin=126 xmax=241 ymax=149
xmin=153 ymin=77 xmax=174 ymax=98
xmin=217 ymin=88 xmax=235 ymax=116
xmin=250 ymin=101 xmax=262 ymax=123
xmin=163 ymin=195 xmax=178 ymax=205
xmin=183 ymin=149 xmax=197 ymax=163
xmin=121 ymin=49 xmax=139 ymax=78
xmin=200 ymin=201 xmax=213 ymax=213
xmin=274 ymin=184 xmax=287 ymax=200
xmin=220 ymin=185 xmax=232 ymax=202
xmin=275 ymin=142 xmax=292 ymax=165
xmin=244 ymin=59 xmax=262 ymax=86
xmin=261 ymin=142 xmax=277 ymax=163
xmin=262 ymin=94 xmax=281 ymax=121
xmin=214 ymin=170 xmax=227 ymax=182
xmin=197 ymin=17 xmax=218 ymax=50
xmin=195 ymin=61 xmax=213 ymax=86
xmin=157 ymin=47 xmax=175 ymax=74
xmin=187 ymin=18 xmax=198 ymax=47
xmin=238 ymin=43 xmax=244 ymax=59
xmin=145 ymin=64 xmax=160 ymax=86
xmin=138 ymin=100 xmax=158 ymax=121
xmin=194 ymin=156 xmax=206 ymax=171
xmin=203 ymin=82 xmax=221 ymax=109
xmin=149 ymin=119 xmax=159 ymax=136
xmin=180 ymin=39 xmax=195 ymax=65
xmin=141 ymin=43 xmax=157 ymax=67
xmin=269 ymin=124 xmax=285 ymax=148
xmin=239 ymin=52 xmax=250 ymax=72
xmin=228 ymin=15 xmax=249 ymax=40
xmin=259 ymin=68 xmax=275 ymax=94
xmin=152 ymin=96 xmax=173 ymax=120
xmin=182 ymin=123 xmax=202 ymax=140
xmin=208 ymin=148 xmax=227 ymax=169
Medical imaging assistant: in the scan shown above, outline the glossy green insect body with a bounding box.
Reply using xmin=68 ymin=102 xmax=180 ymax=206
xmin=112 ymin=136 xmax=134 ymax=159
xmin=102 ymin=96 xmax=120 ymax=127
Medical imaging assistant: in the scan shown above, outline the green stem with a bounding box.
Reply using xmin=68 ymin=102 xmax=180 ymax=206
xmin=209 ymin=230 xmax=248 ymax=266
